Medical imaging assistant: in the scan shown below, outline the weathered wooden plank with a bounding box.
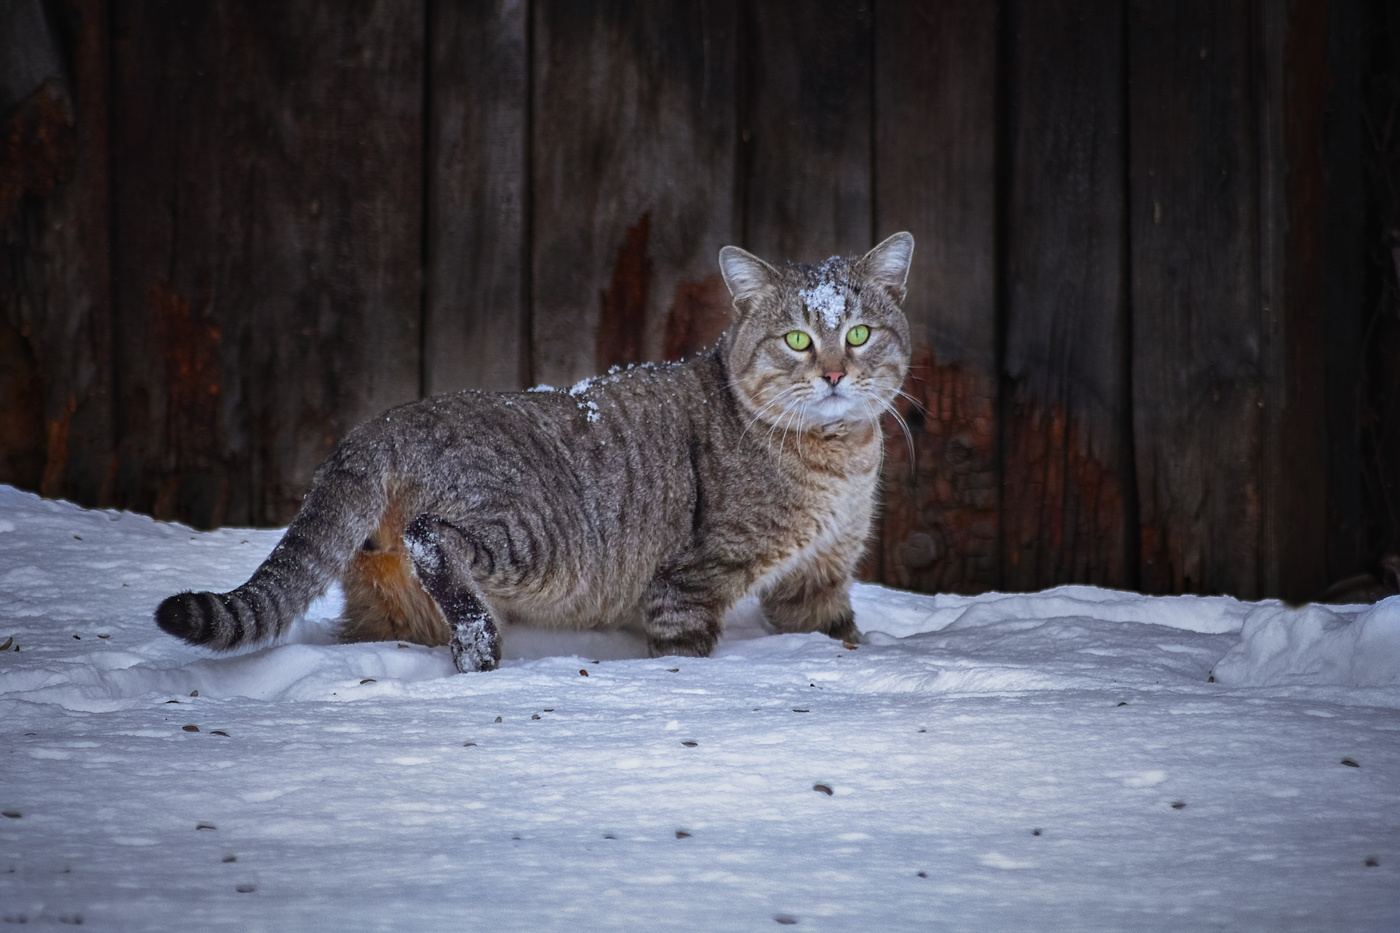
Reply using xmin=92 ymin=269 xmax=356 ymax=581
xmin=1129 ymin=0 xmax=1263 ymax=596
xmin=1000 ymin=0 xmax=1132 ymax=590
xmin=874 ymin=0 xmax=999 ymax=593
xmin=425 ymin=0 xmax=528 ymax=395
xmin=744 ymin=0 xmax=871 ymax=263
xmin=110 ymin=0 xmax=423 ymax=528
xmin=1257 ymin=0 xmax=1332 ymax=602
xmin=0 ymin=0 xmax=113 ymax=506
xmin=531 ymin=0 xmax=738 ymax=389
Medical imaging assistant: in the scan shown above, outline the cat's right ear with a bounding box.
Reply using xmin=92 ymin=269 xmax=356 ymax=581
xmin=718 ymin=246 xmax=777 ymax=313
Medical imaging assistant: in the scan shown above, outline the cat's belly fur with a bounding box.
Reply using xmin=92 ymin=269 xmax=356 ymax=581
xmin=476 ymin=435 xmax=881 ymax=634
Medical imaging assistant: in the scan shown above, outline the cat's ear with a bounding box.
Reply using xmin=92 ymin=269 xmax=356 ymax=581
xmin=718 ymin=245 xmax=777 ymax=311
xmin=857 ymin=232 xmax=914 ymax=305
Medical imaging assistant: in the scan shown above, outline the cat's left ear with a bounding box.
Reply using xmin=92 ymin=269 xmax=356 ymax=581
xmin=857 ymin=232 xmax=915 ymax=305
xmin=718 ymin=245 xmax=778 ymax=314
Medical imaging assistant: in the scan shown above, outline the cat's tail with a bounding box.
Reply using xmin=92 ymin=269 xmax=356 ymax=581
xmin=155 ymin=441 xmax=392 ymax=651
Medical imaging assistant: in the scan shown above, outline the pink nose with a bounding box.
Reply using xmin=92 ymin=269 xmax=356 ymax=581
xmin=824 ymin=371 xmax=845 ymax=386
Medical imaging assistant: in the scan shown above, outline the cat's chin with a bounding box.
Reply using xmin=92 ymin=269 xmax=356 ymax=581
xmin=805 ymin=392 xmax=869 ymax=426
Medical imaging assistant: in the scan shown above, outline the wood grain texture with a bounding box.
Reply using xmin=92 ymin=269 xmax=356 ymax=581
xmin=874 ymin=0 xmax=999 ymax=593
xmin=1129 ymin=0 xmax=1263 ymax=596
xmin=744 ymin=0 xmax=871 ymax=263
xmin=0 ymin=0 xmax=113 ymax=506
xmin=531 ymin=0 xmax=737 ymax=389
xmin=425 ymin=0 xmax=528 ymax=395
xmin=110 ymin=0 xmax=423 ymax=528
xmin=1000 ymin=0 xmax=1131 ymax=590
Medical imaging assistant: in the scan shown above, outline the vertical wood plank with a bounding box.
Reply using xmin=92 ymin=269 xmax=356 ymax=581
xmin=531 ymin=0 xmax=738 ymax=390
xmin=1130 ymin=0 xmax=1263 ymax=596
xmin=744 ymin=0 xmax=872 ymax=262
xmin=874 ymin=0 xmax=1000 ymax=593
xmin=425 ymin=0 xmax=528 ymax=395
xmin=0 ymin=0 xmax=113 ymax=506
xmin=1000 ymin=0 xmax=1132 ymax=590
xmin=110 ymin=0 xmax=423 ymax=528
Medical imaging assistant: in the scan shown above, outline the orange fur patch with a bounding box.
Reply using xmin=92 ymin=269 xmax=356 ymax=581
xmin=339 ymin=494 xmax=450 ymax=646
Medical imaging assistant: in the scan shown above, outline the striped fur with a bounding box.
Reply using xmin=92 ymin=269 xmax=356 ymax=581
xmin=155 ymin=233 xmax=915 ymax=670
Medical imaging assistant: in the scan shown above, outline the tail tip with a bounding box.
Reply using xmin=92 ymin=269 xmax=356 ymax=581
xmin=155 ymin=591 xmax=214 ymax=645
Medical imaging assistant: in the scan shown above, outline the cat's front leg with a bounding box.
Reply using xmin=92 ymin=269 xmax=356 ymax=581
xmin=642 ymin=549 xmax=748 ymax=658
xmin=403 ymin=514 xmax=503 ymax=673
xmin=759 ymin=555 xmax=860 ymax=644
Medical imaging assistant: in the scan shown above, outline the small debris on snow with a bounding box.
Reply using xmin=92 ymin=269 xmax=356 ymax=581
xmin=1341 ymin=758 xmax=1360 ymax=768
xmin=675 ymin=830 xmax=692 ymax=839
xmin=813 ymin=784 xmax=833 ymax=796
xmin=182 ymin=725 xmax=199 ymax=733
xmin=774 ymin=914 xmax=799 ymax=925
xmin=196 ymin=823 xmax=216 ymax=831
xmin=359 ymin=679 xmax=376 ymax=685
xmin=1171 ymin=801 xmax=1187 ymax=810
xmin=681 ymin=741 xmax=698 ymax=747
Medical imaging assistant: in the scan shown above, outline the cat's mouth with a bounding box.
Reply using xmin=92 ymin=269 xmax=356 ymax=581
xmin=808 ymin=384 xmax=865 ymax=422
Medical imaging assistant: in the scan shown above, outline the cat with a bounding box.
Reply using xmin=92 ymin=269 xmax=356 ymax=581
xmin=155 ymin=232 xmax=915 ymax=673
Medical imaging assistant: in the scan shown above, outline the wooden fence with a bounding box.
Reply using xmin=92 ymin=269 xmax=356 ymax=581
xmin=1 ymin=0 xmax=1395 ymax=602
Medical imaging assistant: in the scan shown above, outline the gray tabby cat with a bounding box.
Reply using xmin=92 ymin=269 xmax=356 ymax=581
xmin=156 ymin=233 xmax=915 ymax=673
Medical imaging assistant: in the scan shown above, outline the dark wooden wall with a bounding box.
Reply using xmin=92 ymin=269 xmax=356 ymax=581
xmin=1 ymin=0 xmax=1394 ymax=603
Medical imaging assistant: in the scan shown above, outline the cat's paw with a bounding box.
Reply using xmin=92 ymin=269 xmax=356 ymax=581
xmin=449 ymin=612 xmax=501 ymax=674
xmin=823 ymin=612 xmax=860 ymax=645
xmin=646 ymin=630 xmax=717 ymax=659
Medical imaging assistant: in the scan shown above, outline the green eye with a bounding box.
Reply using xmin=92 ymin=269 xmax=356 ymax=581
xmin=846 ymin=324 xmax=870 ymax=346
xmin=784 ymin=331 xmax=812 ymax=351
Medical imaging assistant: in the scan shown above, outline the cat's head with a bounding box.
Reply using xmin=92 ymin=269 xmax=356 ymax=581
xmin=718 ymin=232 xmax=914 ymax=432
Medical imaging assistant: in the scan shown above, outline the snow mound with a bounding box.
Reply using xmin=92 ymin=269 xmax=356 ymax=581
xmin=1212 ymin=597 xmax=1400 ymax=687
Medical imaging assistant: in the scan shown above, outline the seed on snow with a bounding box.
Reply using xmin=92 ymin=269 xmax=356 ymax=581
xmin=182 ymin=725 xmax=200 ymax=732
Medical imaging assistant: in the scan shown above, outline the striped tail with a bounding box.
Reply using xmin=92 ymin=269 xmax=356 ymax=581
xmin=155 ymin=453 xmax=390 ymax=651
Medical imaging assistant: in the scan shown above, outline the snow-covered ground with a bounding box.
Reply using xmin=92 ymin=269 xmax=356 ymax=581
xmin=1 ymin=483 xmax=1398 ymax=931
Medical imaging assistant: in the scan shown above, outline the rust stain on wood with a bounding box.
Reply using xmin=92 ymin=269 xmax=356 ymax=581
xmin=879 ymin=348 xmax=998 ymax=594
xmin=1001 ymin=391 xmax=1125 ymax=588
xmin=146 ymin=281 xmax=221 ymax=466
xmin=662 ymin=274 xmax=730 ymax=361
xmin=596 ymin=213 xmax=652 ymax=371
xmin=40 ymin=396 xmax=77 ymax=499
xmin=0 ymin=79 xmax=75 ymax=225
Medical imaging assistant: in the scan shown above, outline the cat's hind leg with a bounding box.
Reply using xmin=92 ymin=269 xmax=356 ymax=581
xmin=759 ymin=555 xmax=859 ymax=644
xmin=403 ymin=514 xmax=503 ymax=673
